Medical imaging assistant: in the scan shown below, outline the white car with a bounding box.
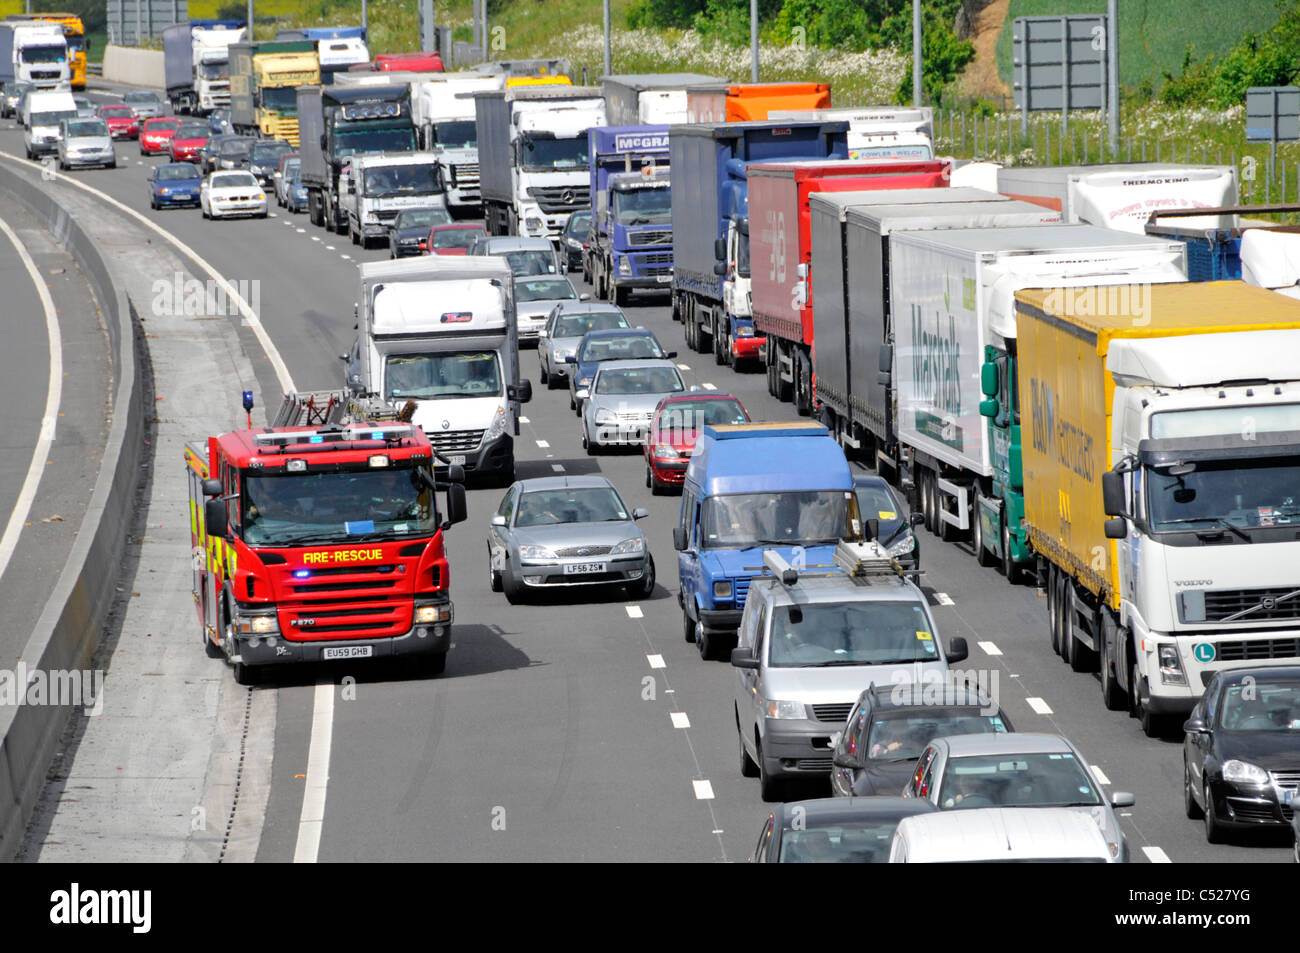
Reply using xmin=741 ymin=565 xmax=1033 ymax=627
xmin=200 ymin=170 xmax=267 ymax=220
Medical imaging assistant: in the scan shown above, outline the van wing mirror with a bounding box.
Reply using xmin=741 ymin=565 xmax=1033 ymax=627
xmin=672 ymin=526 xmax=688 ymax=551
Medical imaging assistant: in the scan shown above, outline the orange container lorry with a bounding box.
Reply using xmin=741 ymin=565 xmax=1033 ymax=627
xmin=685 ymin=82 xmax=830 ymax=123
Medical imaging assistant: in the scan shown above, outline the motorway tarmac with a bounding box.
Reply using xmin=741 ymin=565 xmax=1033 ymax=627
xmin=0 ymin=188 xmax=111 ymax=675
xmin=11 ymin=87 xmax=1293 ymax=863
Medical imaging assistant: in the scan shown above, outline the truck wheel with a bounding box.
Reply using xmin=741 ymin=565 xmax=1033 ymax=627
xmin=738 ymin=708 xmax=759 ymax=778
xmin=793 ymin=351 xmax=813 ymax=416
xmin=1047 ymin=565 xmax=1063 ymax=656
xmin=973 ymin=493 xmax=995 ymax=567
xmin=1000 ymin=515 xmax=1018 ymax=583
xmin=713 ymin=319 xmax=726 ymax=365
xmin=1100 ymin=613 xmax=1128 ymax=711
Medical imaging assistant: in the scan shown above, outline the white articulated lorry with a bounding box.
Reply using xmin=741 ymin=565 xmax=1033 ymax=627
xmin=164 ymin=20 xmax=246 ymax=114
xmin=413 ymin=73 xmax=504 ymax=211
xmin=344 ymin=256 xmax=533 ymax=485
xmin=768 ymin=106 xmax=934 ymax=160
xmin=997 ymin=164 xmax=1238 ymax=234
xmin=0 ymin=21 xmax=69 ymax=92
xmin=474 ymin=85 xmax=606 ymax=240
xmin=340 ymin=151 xmax=446 ymax=247
xmin=885 ymin=226 xmax=1188 ymax=558
xmin=601 ymin=73 xmax=723 ymax=125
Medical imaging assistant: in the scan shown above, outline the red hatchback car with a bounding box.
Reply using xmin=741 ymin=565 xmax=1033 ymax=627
xmin=168 ymin=121 xmax=210 ymax=162
xmin=99 ymin=104 xmax=138 ymax=140
xmin=426 ymin=223 xmax=487 ymax=256
xmin=139 ymin=117 xmax=182 ymax=155
xmin=644 ymin=393 xmax=750 ymax=493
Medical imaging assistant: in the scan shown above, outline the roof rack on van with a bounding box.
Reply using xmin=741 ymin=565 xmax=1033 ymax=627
xmin=760 ymin=540 xmax=902 ymax=591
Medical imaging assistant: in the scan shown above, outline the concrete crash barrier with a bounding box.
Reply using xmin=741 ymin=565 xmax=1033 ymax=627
xmin=0 ymin=166 xmax=145 ymax=860
xmin=102 ymin=44 xmax=165 ymax=89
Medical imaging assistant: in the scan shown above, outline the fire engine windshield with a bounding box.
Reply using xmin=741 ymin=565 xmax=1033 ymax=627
xmin=241 ymin=467 xmax=437 ymax=545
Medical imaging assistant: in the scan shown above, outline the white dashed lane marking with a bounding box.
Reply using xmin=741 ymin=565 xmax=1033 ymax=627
xmin=700 ymin=382 xmax=716 ymax=390
xmin=692 ymin=780 xmax=714 ymax=800
xmin=325 ymin=245 xmax=335 ymax=250
xmin=1143 ymin=846 xmax=1172 ymax=863
xmin=296 ymin=227 xmax=306 ymax=233
xmin=670 ymin=712 xmax=690 ymax=728
xmin=519 ymin=416 xmax=530 ymax=423
xmin=676 ymin=363 xmax=690 ymax=371
xmin=1026 ymin=697 xmax=1053 ymax=715
xmin=977 ymin=641 xmax=1002 ymax=656
xmin=934 ymin=592 xmax=955 ymax=606
xmin=647 ymin=654 xmax=666 ymax=669
xmin=535 ymin=439 xmax=549 ymax=448
xmin=551 ymin=463 xmax=564 ymax=472
xmin=625 ymin=606 xmax=643 ymax=619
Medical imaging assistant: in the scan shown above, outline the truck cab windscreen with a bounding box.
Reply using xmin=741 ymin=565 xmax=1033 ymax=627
xmin=261 ymin=87 xmax=298 ymax=114
xmin=518 ymin=134 xmax=586 ymax=171
xmin=335 ymin=124 xmax=417 ymax=159
xmin=32 ymin=109 xmax=76 ymax=127
xmin=1147 ymin=456 xmax=1300 ymax=533
xmin=240 ymin=467 xmax=437 ymax=546
xmin=385 ymin=351 xmax=502 ymax=400
xmin=198 ymin=62 xmax=229 ymax=80
xmin=701 ymin=491 xmax=858 ymax=549
xmin=430 ymin=120 xmax=475 ymax=149
xmin=21 ymin=45 xmax=67 ymax=64
xmin=364 ymin=164 xmax=441 ymax=196
xmin=613 ymin=186 xmax=671 ymax=225
xmin=767 ymin=602 xmax=938 ymax=668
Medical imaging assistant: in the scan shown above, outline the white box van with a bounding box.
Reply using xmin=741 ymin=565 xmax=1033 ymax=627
xmin=23 ymin=88 xmax=76 ymax=158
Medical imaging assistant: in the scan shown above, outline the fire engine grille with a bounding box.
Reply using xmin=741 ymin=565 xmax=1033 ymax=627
xmin=1203 ymin=587 xmax=1300 ymax=623
xmin=1215 ymin=637 xmax=1300 ymax=662
xmin=428 ymin=429 xmax=484 ymax=454
xmin=628 ymin=229 xmax=671 ymax=247
xmin=291 ymin=579 xmax=399 ymax=594
xmin=811 ymin=703 xmax=854 ymax=724
xmin=528 ymin=185 xmax=590 ymax=214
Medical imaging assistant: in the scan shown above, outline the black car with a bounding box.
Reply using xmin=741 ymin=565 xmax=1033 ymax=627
xmin=386 ymin=206 xmax=453 ymax=257
xmin=248 ymin=139 xmax=295 ymax=188
xmin=215 ymin=136 xmax=257 ymax=172
xmin=561 ymin=209 xmax=591 ymax=274
xmin=829 ymin=683 xmax=1014 ymax=798
xmin=853 ymin=474 xmax=922 ymax=570
xmin=751 ymin=797 xmax=936 ymax=862
xmin=200 ymin=134 xmax=241 ymax=174
xmin=1183 ymin=665 xmax=1300 ymax=843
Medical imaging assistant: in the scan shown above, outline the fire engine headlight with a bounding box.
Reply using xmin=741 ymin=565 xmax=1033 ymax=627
xmin=369 ymin=454 xmax=390 ymax=467
xmin=287 ymin=458 xmax=307 ymax=472
xmin=415 ymin=604 xmax=451 ymax=624
xmin=1158 ymin=644 xmax=1186 ymax=685
xmin=236 ymin=614 xmax=278 ymax=635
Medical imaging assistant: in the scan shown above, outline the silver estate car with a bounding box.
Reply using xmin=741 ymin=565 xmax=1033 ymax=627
xmin=487 ymin=476 xmax=654 ymax=603
xmin=581 ymin=359 xmax=686 ymax=453
xmin=902 ymin=732 xmax=1136 ymax=862
xmin=57 ymin=117 xmax=115 ymax=170
xmin=537 ymin=302 xmax=630 ymax=389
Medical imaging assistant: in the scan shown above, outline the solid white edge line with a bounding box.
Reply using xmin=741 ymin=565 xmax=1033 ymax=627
xmin=0 ymin=214 xmax=62 ymax=586
xmin=293 ymin=681 xmax=335 ymax=863
xmin=1142 ymin=846 xmax=1172 ymax=863
xmin=0 ymin=152 xmax=295 ymax=394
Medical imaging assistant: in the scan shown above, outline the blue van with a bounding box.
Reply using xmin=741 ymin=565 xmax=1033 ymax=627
xmin=673 ymin=422 xmax=859 ymax=660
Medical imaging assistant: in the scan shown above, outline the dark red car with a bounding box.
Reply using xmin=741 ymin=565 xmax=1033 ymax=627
xmin=426 ymin=223 xmax=487 ymax=256
xmin=168 ymin=121 xmax=210 ymax=162
xmin=644 ymin=393 xmax=750 ymax=493
xmin=374 ymin=52 xmax=443 ymax=72
xmin=99 ymin=103 xmax=138 ymax=140
xmin=140 ymin=117 xmax=182 ymax=155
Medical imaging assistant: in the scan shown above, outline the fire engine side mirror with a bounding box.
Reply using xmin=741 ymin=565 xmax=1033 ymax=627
xmin=443 ymin=484 xmax=467 ymax=528
xmin=204 ymin=499 xmax=229 ymax=539
xmin=447 ymin=464 xmax=466 ymax=484
xmin=202 ymin=478 xmax=223 ymax=497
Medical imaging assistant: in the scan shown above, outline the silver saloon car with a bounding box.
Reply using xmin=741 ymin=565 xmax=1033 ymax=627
xmin=513 ymin=275 xmax=584 ymax=346
xmin=57 ymin=118 xmax=115 ymax=170
xmin=537 ymin=302 xmax=631 ymax=389
xmin=582 ymin=359 xmax=686 ymax=453
xmin=902 ymin=732 xmax=1136 ymax=862
xmin=487 ymin=476 xmax=654 ymax=603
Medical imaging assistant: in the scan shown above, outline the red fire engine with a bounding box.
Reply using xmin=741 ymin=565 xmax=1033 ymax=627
xmin=186 ymin=391 xmax=467 ymax=684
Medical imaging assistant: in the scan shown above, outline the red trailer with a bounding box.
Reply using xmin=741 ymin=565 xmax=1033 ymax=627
xmin=747 ymin=159 xmax=951 ymax=414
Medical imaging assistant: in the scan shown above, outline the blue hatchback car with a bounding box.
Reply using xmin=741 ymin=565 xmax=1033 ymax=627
xmin=150 ymin=162 xmax=202 ymax=209
xmin=565 ymin=326 xmax=675 ymax=415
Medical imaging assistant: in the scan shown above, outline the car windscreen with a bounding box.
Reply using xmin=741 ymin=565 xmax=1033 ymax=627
xmin=777 ymin=822 xmax=902 ymax=863
xmin=655 ymin=399 xmax=747 ymax=435
xmin=866 ymin=709 xmax=1009 ymax=761
xmin=767 ymin=601 xmax=938 ymax=668
xmin=146 ymin=119 xmax=181 ymax=132
xmin=66 ymin=120 xmax=107 ymax=138
xmin=854 ymin=482 xmax=905 ymax=535
xmin=593 ymin=366 xmax=683 ymax=396
xmin=241 ymin=467 xmax=437 ymax=546
xmin=579 ymin=334 xmax=662 ymax=362
xmin=100 ymin=106 xmax=132 ymax=117
xmin=502 ymin=249 xmax=556 ymax=276
xmin=395 ymin=208 xmax=453 ymax=229
xmin=431 ymin=227 xmax=485 ymax=249
xmin=220 ymin=139 xmax=255 ymax=157
xmin=554 ymin=313 xmax=629 ymax=338
xmin=250 ymin=143 xmax=292 ymax=162
xmin=514 ymin=487 xmax=628 ymax=527
xmin=516 ymin=278 xmax=575 ymax=303
xmin=1218 ymin=680 xmax=1300 ymax=731
xmin=175 ymin=124 xmax=209 ymax=139
xmin=384 ymin=351 xmax=501 ymax=400
xmin=157 ymin=165 xmax=200 ymax=181
xmin=701 ymin=490 xmax=856 ymax=549
xmin=125 ymin=92 xmax=159 ymax=103
xmin=565 ymin=212 xmax=591 ymax=236
xmin=937 ymin=752 xmax=1101 ymax=810
xmin=212 ymin=172 xmax=259 ymax=188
